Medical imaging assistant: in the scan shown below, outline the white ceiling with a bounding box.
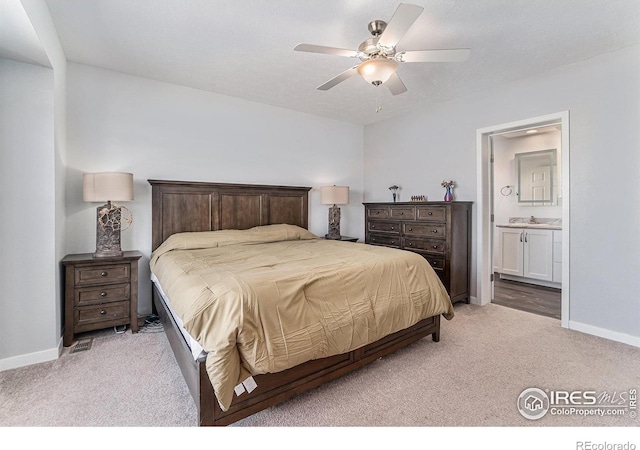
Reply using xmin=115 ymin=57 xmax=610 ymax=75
xmin=10 ymin=1 xmax=640 ymax=125
xmin=0 ymin=0 xmax=50 ymax=67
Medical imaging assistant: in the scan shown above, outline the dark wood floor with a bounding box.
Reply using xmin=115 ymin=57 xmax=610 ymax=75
xmin=492 ymin=275 xmax=561 ymax=320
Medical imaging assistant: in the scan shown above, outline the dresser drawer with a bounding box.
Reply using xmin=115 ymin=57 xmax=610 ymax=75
xmin=75 ymin=264 xmax=130 ymax=286
xmin=390 ymin=207 xmax=415 ymax=220
xmin=402 ymin=237 xmax=446 ymax=254
xmin=423 ymin=255 xmax=445 ymax=272
xmin=403 ymin=223 xmax=446 ymax=238
xmin=367 ymin=221 xmax=400 ymax=234
xmin=367 ymin=207 xmax=390 ymax=219
xmin=75 ymin=301 xmax=130 ymax=327
xmin=75 ymin=283 xmax=131 ymax=306
xmin=367 ymin=234 xmax=400 ymax=248
xmin=416 ymin=206 xmax=446 ymax=222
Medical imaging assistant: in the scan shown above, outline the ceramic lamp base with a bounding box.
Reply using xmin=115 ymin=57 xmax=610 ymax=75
xmin=326 ymin=205 xmax=342 ymax=240
xmin=93 ymin=203 xmax=124 ymax=258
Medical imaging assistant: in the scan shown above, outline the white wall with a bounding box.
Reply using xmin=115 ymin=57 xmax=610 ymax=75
xmin=0 ymin=0 xmax=67 ymax=370
xmin=0 ymin=58 xmax=57 ymax=367
xmin=65 ymin=63 xmax=364 ymax=315
xmin=363 ymin=44 xmax=640 ymax=343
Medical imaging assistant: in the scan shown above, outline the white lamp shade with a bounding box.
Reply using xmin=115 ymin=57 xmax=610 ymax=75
xmin=321 ymin=186 xmax=349 ymax=205
xmin=83 ymin=172 xmax=134 ymax=202
xmin=357 ymin=58 xmax=398 ymax=85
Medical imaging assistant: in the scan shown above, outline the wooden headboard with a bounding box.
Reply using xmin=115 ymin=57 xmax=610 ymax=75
xmin=149 ymin=180 xmax=311 ymax=251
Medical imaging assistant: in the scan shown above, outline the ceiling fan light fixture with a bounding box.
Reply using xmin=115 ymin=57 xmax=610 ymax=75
xmin=357 ymin=58 xmax=398 ymax=86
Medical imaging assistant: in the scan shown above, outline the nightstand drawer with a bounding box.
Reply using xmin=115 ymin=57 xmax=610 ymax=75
xmin=75 ymin=283 xmax=130 ymax=306
xmin=75 ymin=264 xmax=130 ymax=286
xmin=75 ymin=302 xmax=130 ymax=327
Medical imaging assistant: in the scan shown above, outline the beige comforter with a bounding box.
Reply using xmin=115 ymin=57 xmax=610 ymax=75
xmin=150 ymin=224 xmax=454 ymax=411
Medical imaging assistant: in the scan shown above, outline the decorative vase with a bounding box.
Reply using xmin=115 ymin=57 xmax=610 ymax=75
xmin=444 ymin=186 xmax=453 ymax=202
xmin=392 ymin=193 xmax=397 ymax=202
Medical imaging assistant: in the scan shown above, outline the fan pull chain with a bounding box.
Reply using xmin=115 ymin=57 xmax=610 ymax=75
xmin=375 ymin=86 xmax=383 ymax=113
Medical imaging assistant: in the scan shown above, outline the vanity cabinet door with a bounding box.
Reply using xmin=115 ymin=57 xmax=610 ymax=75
xmin=523 ymin=229 xmax=554 ymax=281
xmin=497 ymin=228 xmax=524 ymax=276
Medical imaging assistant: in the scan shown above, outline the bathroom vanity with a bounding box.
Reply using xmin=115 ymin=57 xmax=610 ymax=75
xmin=495 ymin=221 xmax=562 ymax=288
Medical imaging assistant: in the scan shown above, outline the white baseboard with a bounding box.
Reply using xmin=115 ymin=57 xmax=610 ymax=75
xmin=569 ymin=320 xmax=640 ymax=348
xmin=0 ymin=339 xmax=61 ymax=372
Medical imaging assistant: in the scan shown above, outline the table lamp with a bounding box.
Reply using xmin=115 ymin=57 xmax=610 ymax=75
xmin=83 ymin=172 xmax=134 ymax=258
xmin=320 ymin=185 xmax=349 ymax=240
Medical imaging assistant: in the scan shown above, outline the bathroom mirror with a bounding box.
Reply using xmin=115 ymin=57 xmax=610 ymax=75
xmin=516 ymin=149 xmax=557 ymax=205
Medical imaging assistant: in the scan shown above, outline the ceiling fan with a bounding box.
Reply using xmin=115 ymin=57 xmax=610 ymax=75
xmin=294 ymin=3 xmax=470 ymax=95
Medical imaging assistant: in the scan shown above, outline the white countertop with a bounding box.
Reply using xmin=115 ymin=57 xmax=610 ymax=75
xmin=497 ymin=223 xmax=562 ymax=230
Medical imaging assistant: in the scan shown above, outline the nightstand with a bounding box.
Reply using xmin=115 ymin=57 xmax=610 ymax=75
xmin=62 ymin=251 xmax=142 ymax=347
xmin=324 ymin=235 xmax=359 ymax=242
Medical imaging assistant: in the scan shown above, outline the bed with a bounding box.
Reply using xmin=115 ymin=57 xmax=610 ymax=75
xmin=148 ymin=179 xmax=454 ymax=426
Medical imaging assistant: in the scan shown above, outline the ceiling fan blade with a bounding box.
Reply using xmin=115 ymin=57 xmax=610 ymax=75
xmin=397 ymin=48 xmax=471 ymax=63
xmin=317 ymin=66 xmax=360 ymax=91
xmin=377 ymin=3 xmax=424 ymax=50
xmin=294 ymin=43 xmax=359 ymax=58
xmin=385 ymin=72 xmax=407 ymax=95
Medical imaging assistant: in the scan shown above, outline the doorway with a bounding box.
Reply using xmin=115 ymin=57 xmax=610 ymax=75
xmin=476 ymin=112 xmax=570 ymax=328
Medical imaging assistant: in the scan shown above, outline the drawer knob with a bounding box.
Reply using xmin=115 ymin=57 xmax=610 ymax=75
xmin=101 ymin=271 xmax=108 ymax=277
xmin=428 ymin=212 xmax=433 ymax=215
xmin=376 ymin=211 xmax=380 ymax=215
xmin=408 ymin=227 xmax=413 ymax=231
xmin=390 ymin=226 xmax=394 ymax=230
xmin=100 ymin=291 xmax=107 ymax=297
xmin=432 ymin=229 xmax=438 ymax=233
xmin=432 ymin=261 xmax=437 ymax=266
xmin=400 ymin=212 xmax=404 ymax=215
xmin=100 ymin=309 xmax=107 ymax=315
xmin=433 ymin=245 xmax=438 ymax=249
xmin=371 ymin=225 xmax=375 ymax=228
xmin=408 ymin=242 xmax=413 ymax=247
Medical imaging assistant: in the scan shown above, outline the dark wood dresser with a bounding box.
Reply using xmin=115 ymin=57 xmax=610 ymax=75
xmin=363 ymin=202 xmax=472 ymax=303
xmin=62 ymin=251 xmax=142 ymax=346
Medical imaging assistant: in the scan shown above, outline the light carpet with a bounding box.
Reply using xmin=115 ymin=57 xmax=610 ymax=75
xmin=1 ymin=303 xmax=638 ymax=429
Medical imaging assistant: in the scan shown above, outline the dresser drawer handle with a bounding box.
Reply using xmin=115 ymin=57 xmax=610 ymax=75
xmin=400 ymin=212 xmax=404 ymax=215
xmin=431 ymin=261 xmax=437 ymax=266
xmin=100 ymin=291 xmax=107 ymax=297
xmin=432 ymin=229 xmax=438 ymax=233
xmin=376 ymin=211 xmax=380 ymax=215
xmin=100 ymin=309 xmax=107 ymax=315
xmin=101 ymin=271 xmax=108 ymax=277
xmin=390 ymin=226 xmax=394 ymax=230
xmin=433 ymin=245 xmax=438 ymax=249
xmin=408 ymin=242 xmax=413 ymax=247
xmin=371 ymin=225 xmax=375 ymax=228
xmin=408 ymin=227 xmax=413 ymax=231
xmin=428 ymin=212 xmax=433 ymax=215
